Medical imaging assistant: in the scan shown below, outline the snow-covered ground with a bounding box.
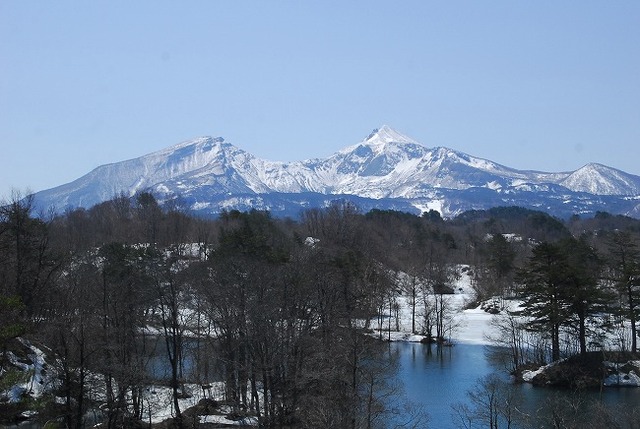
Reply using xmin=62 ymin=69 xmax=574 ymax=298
xmin=456 ymin=303 xmax=499 ymax=345
xmin=140 ymin=382 xmax=257 ymax=425
xmin=4 ymin=338 xmax=58 ymax=403
xmin=0 ymin=342 xmax=259 ymax=426
xmin=371 ymin=265 xmax=500 ymax=346
xmin=604 ymin=361 xmax=640 ymax=387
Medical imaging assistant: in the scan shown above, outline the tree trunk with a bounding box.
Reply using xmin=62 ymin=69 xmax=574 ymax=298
xmin=411 ymin=279 xmax=417 ymax=334
xmin=551 ymin=323 xmax=560 ymax=362
xmin=632 ymin=318 xmax=637 ymax=353
xmin=579 ymin=314 xmax=587 ymax=356
xmin=628 ymin=284 xmax=637 ymax=353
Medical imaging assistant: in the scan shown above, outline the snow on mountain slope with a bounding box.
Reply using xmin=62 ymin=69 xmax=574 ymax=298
xmin=559 ymin=163 xmax=640 ymax=196
xmin=30 ymin=125 xmax=640 ymax=218
xmin=301 ymin=126 xmax=569 ymax=199
xmin=35 ymin=137 xmax=271 ymax=210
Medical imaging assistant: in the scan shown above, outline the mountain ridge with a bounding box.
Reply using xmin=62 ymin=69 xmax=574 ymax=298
xmin=31 ymin=125 xmax=640 ymax=218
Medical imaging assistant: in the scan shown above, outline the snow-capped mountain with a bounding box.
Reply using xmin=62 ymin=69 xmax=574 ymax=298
xmin=31 ymin=126 xmax=640 ymax=218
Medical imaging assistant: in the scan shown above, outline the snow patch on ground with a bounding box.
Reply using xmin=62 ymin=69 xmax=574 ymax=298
xmin=137 ymin=382 xmax=256 ymax=425
xmin=521 ymin=359 xmax=567 ymax=383
xmin=200 ymin=414 xmax=259 ymax=425
xmin=413 ymin=199 xmax=443 ymax=215
xmin=604 ymin=361 xmax=640 ymax=387
xmin=604 ymin=371 xmax=640 ymax=387
xmin=456 ymin=304 xmax=497 ymax=345
xmin=372 ymin=265 xmax=502 ymax=346
xmin=4 ymin=339 xmax=57 ymax=403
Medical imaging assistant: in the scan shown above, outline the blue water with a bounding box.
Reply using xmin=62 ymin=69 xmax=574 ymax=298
xmin=392 ymin=342 xmax=495 ymax=428
xmin=392 ymin=342 xmax=640 ymax=428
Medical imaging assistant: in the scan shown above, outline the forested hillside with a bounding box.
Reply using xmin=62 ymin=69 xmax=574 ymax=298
xmin=2 ymin=192 xmax=640 ymax=428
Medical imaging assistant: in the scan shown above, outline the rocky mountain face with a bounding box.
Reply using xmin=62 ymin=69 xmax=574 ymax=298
xmin=32 ymin=126 xmax=640 ymax=218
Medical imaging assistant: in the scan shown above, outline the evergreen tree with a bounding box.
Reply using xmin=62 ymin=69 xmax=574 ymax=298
xmin=560 ymin=237 xmax=610 ymax=356
xmin=517 ymin=238 xmax=611 ymax=359
xmin=516 ymin=242 xmax=571 ymax=361
xmin=606 ymin=231 xmax=640 ymax=352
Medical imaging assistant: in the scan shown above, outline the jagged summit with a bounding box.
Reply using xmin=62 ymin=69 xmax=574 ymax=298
xmin=31 ymin=126 xmax=640 ymax=219
xmin=160 ymin=135 xmax=224 ymax=153
xmin=336 ymin=126 xmax=427 ymax=169
xmin=364 ymin=125 xmax=418 ymax=145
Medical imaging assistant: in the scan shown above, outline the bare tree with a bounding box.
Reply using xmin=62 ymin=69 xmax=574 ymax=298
xmin=398 ymin=271 xmax=423 ymax=334
xmin=0 ymin=192 xmax=62 ymax=320
xmin=452 ymin=374 xmax=524 ymax=429
xmin=487 ymin=310 xmax=548 ymax=372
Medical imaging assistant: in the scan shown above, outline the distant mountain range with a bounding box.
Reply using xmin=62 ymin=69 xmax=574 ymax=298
xmin=32 ymin=125 xmax=640 ymax=218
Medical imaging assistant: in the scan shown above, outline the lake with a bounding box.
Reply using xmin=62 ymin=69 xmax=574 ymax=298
xmin=146 ymin=337 xmax=640 ymax=427
xmin=8 ymin=339 xmax=640 ymax=429
xmin=391 ymin=341 xmax=640 ymax=428
xmin=391 ymin=342 xmax=495 ymax=428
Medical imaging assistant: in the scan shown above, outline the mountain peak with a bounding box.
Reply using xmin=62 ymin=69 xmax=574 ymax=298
xmin=364 ymin=125 xmax=418 ymax=145
xmin=30 ymin=126 xmax=640 ymax=219
xmin=579 ymin=162 xmax=612 ymax=172
xmin=170 ymin=135 xmax=226 ymax=150
xmin=560 ymin=162 xmax=640 ymax=196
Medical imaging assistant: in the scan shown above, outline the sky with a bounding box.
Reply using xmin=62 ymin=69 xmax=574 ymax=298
xmin=1 ymin=1 xmax=639 ymax=197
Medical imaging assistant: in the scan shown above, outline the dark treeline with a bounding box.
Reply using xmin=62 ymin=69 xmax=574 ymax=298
xmin=2 ymin=191 xmax=640 ymax=428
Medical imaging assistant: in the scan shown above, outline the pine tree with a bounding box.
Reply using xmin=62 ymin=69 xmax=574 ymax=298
xmin=516 ymin=242 xmax=571 ymax=361
xmin=607 ymin=231 xmax=640 ymax=352
xmin=517 ymin=238 xmax=610 ymax=359
xmin=560 ymin=237 xmax=610 ymax=356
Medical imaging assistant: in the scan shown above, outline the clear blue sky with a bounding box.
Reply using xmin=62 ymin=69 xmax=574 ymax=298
xmin=1 ymin=1 xmax=639 ymax=197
